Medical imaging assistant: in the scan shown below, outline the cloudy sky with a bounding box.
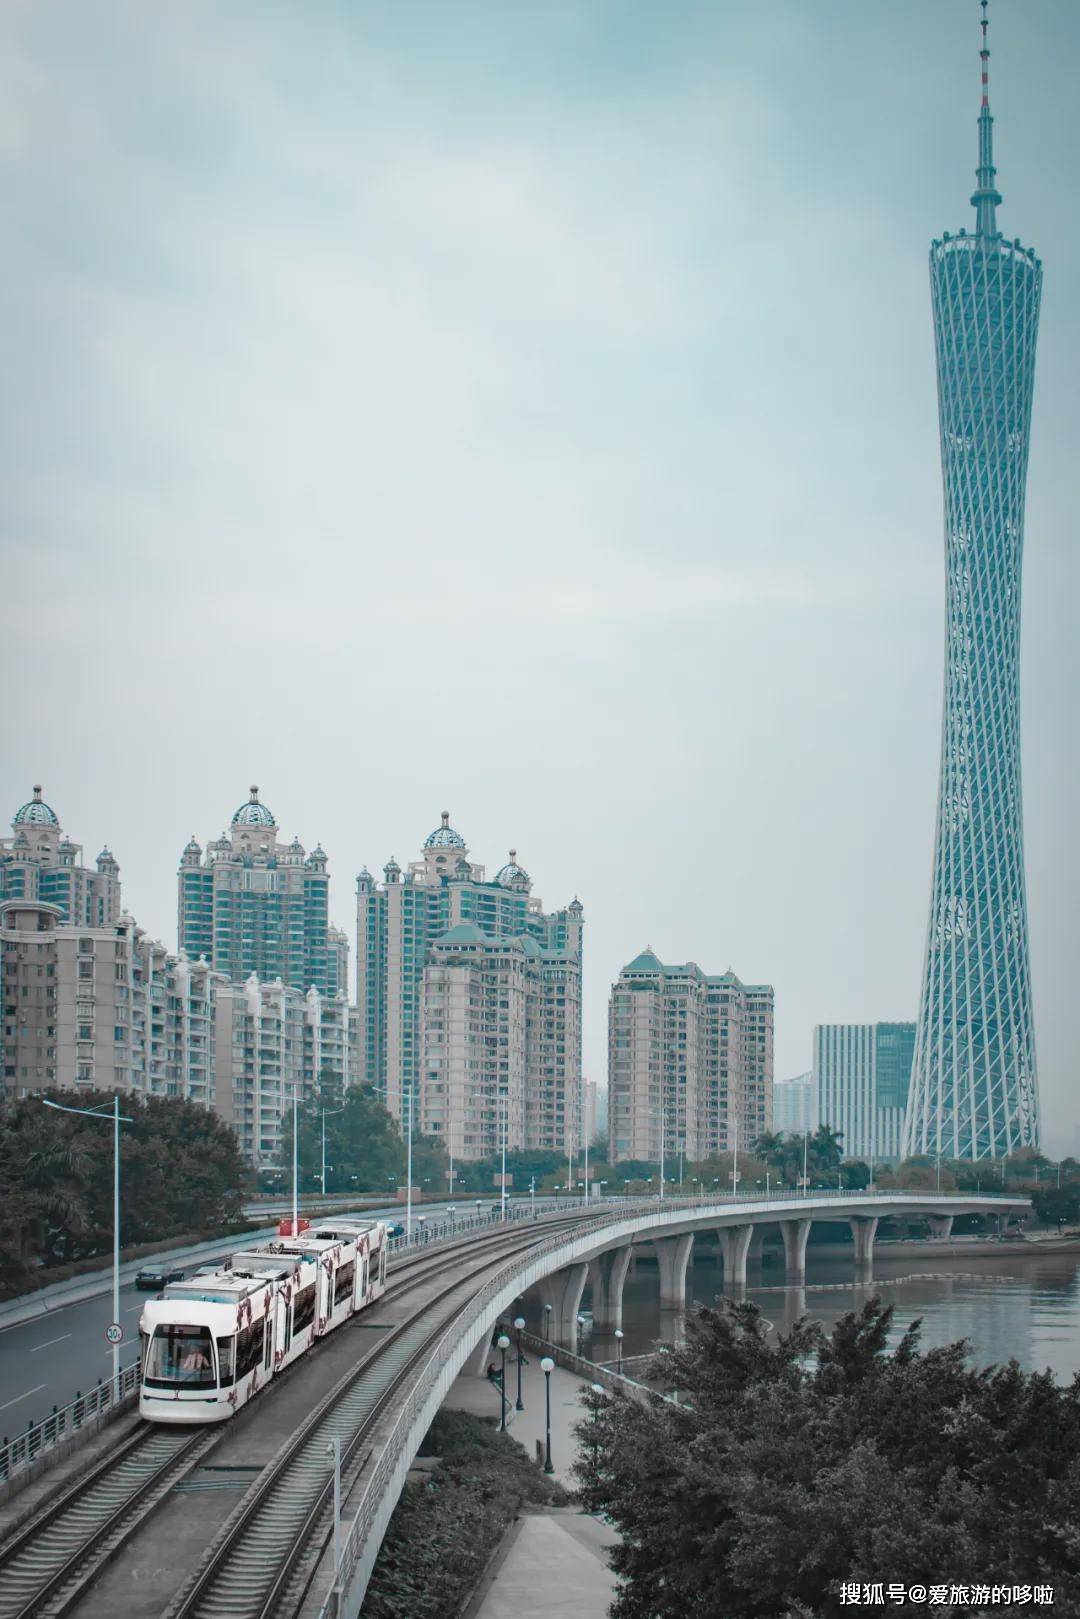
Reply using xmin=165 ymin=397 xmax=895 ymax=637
xmin=2 ymin=1 xmax=1077 ymax=1148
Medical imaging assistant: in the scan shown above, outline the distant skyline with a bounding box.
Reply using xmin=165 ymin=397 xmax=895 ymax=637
xmin=3 ymin=3 xmax=1077 ymax=1150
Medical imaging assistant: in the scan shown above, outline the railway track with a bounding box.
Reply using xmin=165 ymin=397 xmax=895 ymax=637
xmin=0 ymin=1213 xmax=589 ymax=1619
xmin=163 ymin=1213 xmax=598 ymax=1619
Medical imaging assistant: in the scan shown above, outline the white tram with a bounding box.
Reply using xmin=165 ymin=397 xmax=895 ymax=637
xmin=138 ymin=1217 xmax=388 ymax=1424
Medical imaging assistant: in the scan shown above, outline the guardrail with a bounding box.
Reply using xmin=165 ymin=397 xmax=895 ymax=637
xmin=0 ymin=1363 xmax=140 ymax=1488
xmin=1 ymin=1191 xmax=1025 ymax=1495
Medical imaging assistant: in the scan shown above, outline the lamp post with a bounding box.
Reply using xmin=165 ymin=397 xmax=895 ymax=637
xmin=42 ymin=1094 xmax=132 ymax=1397
xmin=543 ymin=1302 xmax=553 ymax=1343
xmin=529 ymin=1176 xmax=536 ymax=1220
xmin=405 ymin=1083 xmax=414 ymax=1242
xmin=577 ymin=1312 xmax=587 ymax=1349
xmin=513 ymin=1315 xmax=526 ymax=1410
xmin=541 ymin=1356 xmax=555 ymax=1473
xmin=321 ymin=1102 xmax=346 ymax=1197
xmin=327 ymin=1435 xmax=341 ymax=1581
xmin=614 ymin=1327 xmax=624 ymax=1374
xmin=497 ymin=1333 xmax=510 ymax=1430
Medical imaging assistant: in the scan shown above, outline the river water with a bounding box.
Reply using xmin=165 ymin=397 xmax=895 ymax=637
xmin=582 ymin=1245 xmax=1080 ymax=1383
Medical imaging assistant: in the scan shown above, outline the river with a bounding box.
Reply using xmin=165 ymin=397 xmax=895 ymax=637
xmin=583 ymin=1245 xmax=1080 ymax=1382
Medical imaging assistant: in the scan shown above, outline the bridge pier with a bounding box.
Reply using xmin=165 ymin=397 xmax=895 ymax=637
xmin=589 ymin=1244 xmax=633 ymax=1332
xmin=849 ymin=1216 xmax=878 ymax=1270
xmin=535 ymin=1262 xmax=590 ymax=1349
xmin=718 ymin=1224 xmax=753 ymax=1288
xmin=652 ymin=1233 xmax=695 ymax=1310
xmin=780 ymin=1217 xmax=812 ymax=1281
xmin=927 ymin=1214 xmax=954 ymax=1240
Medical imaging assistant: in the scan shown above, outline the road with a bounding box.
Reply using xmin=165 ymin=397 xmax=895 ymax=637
xmin=0 ymin=1196 xmax=551 ymax=1429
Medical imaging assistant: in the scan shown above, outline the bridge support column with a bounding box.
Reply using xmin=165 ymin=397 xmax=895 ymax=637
xmin=589 ymin=1245 xmax=633 ymax=1332
xmin=780 ymin=1218 xmax=812 ymax=1282
xmin=718 ymin=1225 xmax=753 ymax=1288
xmin=849 ymin=1216 xmax=878 ymax=1270
xmin=652 ymin=1233 xmax=694 ymax=1310
xmin=535 ymin=1262 xmax=590 ymax=1350
xmin=927 ymin=1214 xmax=954 ymax=1240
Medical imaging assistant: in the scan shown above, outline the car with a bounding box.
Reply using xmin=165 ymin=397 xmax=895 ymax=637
xmin=385 ymin=1221 xmax=406 ymax=1239
xmin=135 ymin=1264 xmax=187 ymax=1290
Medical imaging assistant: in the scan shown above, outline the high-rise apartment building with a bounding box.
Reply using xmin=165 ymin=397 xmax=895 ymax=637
xmin=907 ymin=7 xmax=1041 ymax=1159
xmin=1 ymin=788 xmax=120 ymax=928
xmin=1 ymin=900 xmax=217 ymax=1104
xmin=584 ymin=1080 xmax=608 ymax=1144
xmin=178 ymin=787 xmax=333 ymax=996
xmin=773 ymin=1071 xmax=818 ymax=1137
xmin=213 ymin=976 xmax=358 ymax=1168
xmin=417 ymin=923 xmax=581 ymax=1164
xmin=607 ymin=951 xmax=773 ymax=1166
xmin=357 ymin=815 xmax=584 ymax=1158
xmin=815 ymin=1022 xmax=915 ymax=1162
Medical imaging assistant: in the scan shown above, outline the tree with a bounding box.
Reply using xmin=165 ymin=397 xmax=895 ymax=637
xmin=279 ymin=1085 xmax=449 ymax=1195
xmin=0 ymin=1089 xmax=252 ymax=1291
xmin=1031 ymin=1185 xmax=1080 ymax=1228
xmin=576 ymin=1298 xmax=1080 ymax=1618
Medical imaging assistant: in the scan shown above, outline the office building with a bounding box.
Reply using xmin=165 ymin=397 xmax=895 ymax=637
xmin=607 ymin=951 xmax=773 ymax=1166
xmin=358 ymin=814 xmax=584 ymax=1159
xmin=907 ymin=7 xmax=1041 ymax=1158
xmin=1 ymin=787 xmax=120 ymax=928
xmin=815 ymin=1022 xmax=915 ymax=1162
xmin=773 ymin=1071 xmax=818 ymax=1136
xmin=178 ymin=786 xmax=333 ymax=996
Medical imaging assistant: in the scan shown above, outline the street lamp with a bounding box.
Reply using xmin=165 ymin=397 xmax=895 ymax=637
xmin=42 ymin=1094 xmax=132 ymax=1397
xmin=497 ymin=1333 xmax=510 ymax=1430
xmin=542 ymin=1302 xmax=553 ymax=1342
xmin=577 ymin=1312 xmax=587 ymax=1348
xmin=541 ymin=1356 xmax=555 ymax=1472
xmin=321 ymin=1102 xmax=346 ymax=1197
xmin=513 ymin=1315 xmax=526 ymax=1410
xmin=327 ymin=1435 xmax=341 ymax=1580
xmin=614 ymin=1327 xmax=624 ymax=1374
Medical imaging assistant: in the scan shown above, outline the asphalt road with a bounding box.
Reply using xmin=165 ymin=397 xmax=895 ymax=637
xmin=0 ymin=1196 xmax=531 ymax=1429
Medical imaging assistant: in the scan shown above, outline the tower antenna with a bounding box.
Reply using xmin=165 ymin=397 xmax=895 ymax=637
xmin=971 ymin=0 xmax=1001 ymax=233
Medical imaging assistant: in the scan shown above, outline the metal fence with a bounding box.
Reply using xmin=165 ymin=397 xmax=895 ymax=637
xmin=0 ymin=1362 xmax=140 ymax=1488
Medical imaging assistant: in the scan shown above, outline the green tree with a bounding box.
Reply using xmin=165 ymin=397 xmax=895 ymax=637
xmin=280 ymin=1084 xmax=448 ymax=1195
xmin=577 ymin=1297 xmax=1080 ymax=1618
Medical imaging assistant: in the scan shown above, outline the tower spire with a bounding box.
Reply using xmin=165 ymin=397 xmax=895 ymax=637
xmin=971 ymin=0 xmax=1002 ymax=234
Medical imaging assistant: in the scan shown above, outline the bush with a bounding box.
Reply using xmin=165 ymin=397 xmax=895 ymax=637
xmin=361 ymin=1410 xmax=569 ymax=1619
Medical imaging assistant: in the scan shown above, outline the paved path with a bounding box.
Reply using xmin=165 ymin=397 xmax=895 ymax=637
xmin=445 ymin=1358 xmax=619 ymax=1618
xmin=472 ymin=1511 xmax=618 ymax=1619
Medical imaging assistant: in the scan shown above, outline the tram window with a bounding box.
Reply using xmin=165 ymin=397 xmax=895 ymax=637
xmin=379 ymin=1245 xmax=387 ymax=1285
xmin=293 ymin=1283 xmax=316 ymax=1335
xmin=334 ymin=1262 xmax=355 ymax=1307
xmin=283 ymin=1302 xmax=292 ymax=1353
xmin=236 ymin=1319 xmax=265 ymax=1381
xmin=216 ymin=1336 xmax=235 ymax=1388
xmin=361 ymin=1258 xmax=369 ymax=1299
xmin=144 ymin=1325 xmax=215 ymax=1388
xmin=139 ymin=1330 xmax=149 ymax=1375
xmin=264 ymin=1316 xmax=273 ymax=1371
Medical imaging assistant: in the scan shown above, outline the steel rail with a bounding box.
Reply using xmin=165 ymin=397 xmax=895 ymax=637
xmin=163 ymin=1216 xmax=596 ymax=1619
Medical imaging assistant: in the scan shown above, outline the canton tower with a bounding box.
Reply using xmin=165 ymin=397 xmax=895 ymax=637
xmin=904 ymin=2 xmax=1042 ymax=1160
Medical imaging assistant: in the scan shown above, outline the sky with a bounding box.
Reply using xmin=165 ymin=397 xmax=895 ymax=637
xmin=2 ymin=1 xmax=1077 ymax=1150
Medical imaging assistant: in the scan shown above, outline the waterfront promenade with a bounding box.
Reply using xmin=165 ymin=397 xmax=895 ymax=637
xmin=444 ymin=1361 xmax=619 ymax=1619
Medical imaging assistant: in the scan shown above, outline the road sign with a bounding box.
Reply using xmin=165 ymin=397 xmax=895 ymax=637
xmin=105 ymin=1322 xmax=123 ymax=1346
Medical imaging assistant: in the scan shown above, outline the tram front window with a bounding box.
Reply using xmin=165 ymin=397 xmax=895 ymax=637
xmin=144 ymin=1325 xmax=216 ymax=1388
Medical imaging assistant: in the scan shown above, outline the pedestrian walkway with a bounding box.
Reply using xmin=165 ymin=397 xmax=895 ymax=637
xmin=443 ymin=1355 xmax=620 ymax=1618
xmin=442 ymin=1355 xmax=594 ymax=1486
xmin=469 ymin=1510 xmax=618 ymax=1619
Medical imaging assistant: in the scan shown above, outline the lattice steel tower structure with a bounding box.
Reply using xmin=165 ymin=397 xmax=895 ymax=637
xmin=905 ymin=2 xmax=1042 ymax=1160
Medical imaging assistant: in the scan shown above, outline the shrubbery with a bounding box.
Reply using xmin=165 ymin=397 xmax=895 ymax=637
xmin=362 ymin=1409 xmax=568 ymax=1619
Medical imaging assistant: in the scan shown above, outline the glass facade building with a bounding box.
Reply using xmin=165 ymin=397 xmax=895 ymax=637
xmin=906 ymin=9 xmax=1042 ymax=1159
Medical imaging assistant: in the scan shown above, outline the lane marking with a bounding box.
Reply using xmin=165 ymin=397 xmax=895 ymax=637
xmin=0 ymin=1384 xmax=46 ymax=1413
xmin=29 ymin=1334 xmax=72 ymax=1352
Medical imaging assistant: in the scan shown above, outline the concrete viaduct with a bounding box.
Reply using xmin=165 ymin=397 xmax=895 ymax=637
xmin=323 ymin=1190 xmax=1029 ymax=1618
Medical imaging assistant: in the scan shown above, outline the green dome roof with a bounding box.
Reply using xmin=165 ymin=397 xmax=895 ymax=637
xmin=231 ymin=786 xmax=276 ymax=828
xmin=13 ymin=786 xmax=58 ymax=828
